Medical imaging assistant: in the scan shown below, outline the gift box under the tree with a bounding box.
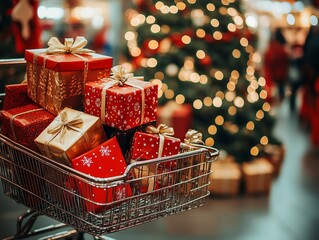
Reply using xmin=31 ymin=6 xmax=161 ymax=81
xmin=0 ymin=103 xmax=55 ymax=151
xmin=71 ymin=137 xmax=133 ymax=213
xmin=209 ymin=160 xmax=241 ymax=196
xmin=84 ymin=66 xmax=158 ymax=131
xmin=25 ymin=39 xmax=113 ymax=115
xmin=261 ymin=144 xmax=285 ymax=176
xmin=3 ymin=83 xmax=33 ymax=110
xmin=103 ymin=121 xmax=156 ymax=159
xmin=157 ymin=101 xmax=193 ymax=140
xmin=34 ymin=107 xmax=107 ymax=166
xmin=242 ymin=158 xmax=274 ymax=194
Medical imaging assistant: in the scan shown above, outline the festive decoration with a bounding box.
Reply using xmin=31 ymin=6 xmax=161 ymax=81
xmin=0 ymin=103 xmax=55 ymax=151
xmin=25 ymin=37 xmax=113 ymax=115
xmin=2 ymin=83 xmax=32 ymax=110
xmin=35 ymin=107 xmax=107 ymax=166
xmin=103 ymin=121 xmax=156 ymax=158
xmin=122 ymin=0 xmax=281 ymax=163
xmin=71 ymin=137 xmax=132 ymax=213
xmin=84 ymin=65 xmax=158 ymax=131
xmin=131 ymin=124 xmax=180 ymax=161
xmin=242 ymin=158 xmax=274 ymax=194
xmin=157 ymin=101 xmax=193 ymax=140
xmin=209 ymin=159 xmax=241 ymax=196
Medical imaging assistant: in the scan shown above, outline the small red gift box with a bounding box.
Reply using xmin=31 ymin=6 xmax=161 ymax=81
xmin=3 ymin=83 xmax=33 ymax=110
xmin=0 ymin=103 xmax=55 ymax=151
xmin=84 ymin=65 xmax=158 ymax=131
xmin=130 ymin=124 xmax=181 ymax=162
xmin=71 ymin=137 xmax=132 ymax=213
xmin=25 ymin=37 xmax=113 ymax=115
xmin=157 ymin=101 xmax=193 ymax=140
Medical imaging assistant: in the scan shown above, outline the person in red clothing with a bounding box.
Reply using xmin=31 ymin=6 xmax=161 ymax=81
xmin=264 ymin=28 xmax=290 ymax=103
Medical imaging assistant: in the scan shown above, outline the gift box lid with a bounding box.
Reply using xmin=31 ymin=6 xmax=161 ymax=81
xmin=25 ymin=49 xmax=113 ymax=72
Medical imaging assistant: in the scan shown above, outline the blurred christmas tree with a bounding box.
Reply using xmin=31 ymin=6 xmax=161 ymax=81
xmin=121 ymin=0 xmax=281 ymax=163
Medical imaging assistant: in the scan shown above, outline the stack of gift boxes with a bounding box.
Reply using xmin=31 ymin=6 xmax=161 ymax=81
xmin=0 ymin=37 xmax=199 ymax=213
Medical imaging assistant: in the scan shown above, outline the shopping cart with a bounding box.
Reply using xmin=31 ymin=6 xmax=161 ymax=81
xmin=0 ymin=59 xmax=219 ymax=239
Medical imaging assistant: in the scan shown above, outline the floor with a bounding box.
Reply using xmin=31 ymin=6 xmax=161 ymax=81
xmin=1 ymin=98 xmax=319 ymax=240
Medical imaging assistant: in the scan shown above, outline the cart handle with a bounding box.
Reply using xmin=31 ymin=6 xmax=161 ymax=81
xmin=0 ymin=58 xmax=26 ymax=65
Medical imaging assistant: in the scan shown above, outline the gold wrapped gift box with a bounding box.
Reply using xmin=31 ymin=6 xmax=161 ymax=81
xmin=35 ymin=107 xmax=107 ymax=166
xmin=209 ymin=160 xmax=241 ymax=196
xmin=242 ymin=158 xmax=274 ymax=194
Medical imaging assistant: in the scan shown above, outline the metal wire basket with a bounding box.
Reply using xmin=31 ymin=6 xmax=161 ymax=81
xmin=0 ymin=58 xmax=219 ymax=238
xmin=0 ymin=126 xmax=218 ymax=237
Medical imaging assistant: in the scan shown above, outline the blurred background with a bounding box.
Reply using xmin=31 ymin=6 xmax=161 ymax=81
xmin=1 ymin=0 xmax=319 ymax=239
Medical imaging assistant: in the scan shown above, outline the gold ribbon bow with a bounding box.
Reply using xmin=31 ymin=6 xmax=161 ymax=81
xmin=110 ymin=65 xmax=135 ymax=86
xmin=146 ymin=124 xmax=175 ymax=136
xmin=47 ymin=111 xmax=83 ymax=144
xmin=184 ymin=129 xmax=204 ymax=145
xmin=45 ymin=36 xmax=95 ymax=55
xmin=146 ymin=124 xmax=175 ymax=158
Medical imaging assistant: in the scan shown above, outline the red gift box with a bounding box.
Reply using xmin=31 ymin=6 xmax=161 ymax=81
xmin=25 ymin=38 xmax=113 ymax=115
xmin=3 ymin=83 xmax=33 ymax=110
xmin=84 ymin=65 xmax=158 ymax=131
xmin=130 ymin=125 xmax=181 ymax=161
xmin=0 ymin=103 xmax=55 ymax=151
xmin=71 ymin=137 xmax=132 ymax=213
xmin=157 ymin=101 xmax=193 ymax=140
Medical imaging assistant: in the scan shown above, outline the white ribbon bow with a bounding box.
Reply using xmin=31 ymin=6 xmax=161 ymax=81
xmin=45 ymin=36 xmax=95 ymax=55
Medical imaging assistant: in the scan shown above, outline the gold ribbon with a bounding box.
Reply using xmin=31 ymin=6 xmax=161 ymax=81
xmin=47 ymin=110 xmax=83 ymax=144
xmin=100 ymin=65 xmax=145 ymax=126
xmin=184 ymin=129 xmax=204 ymax=145
xmin=10 ymin=108 xmax=45 ymax=142
xmin=45 ymin=36 xmax=95 ymax=55
xmin=146 ymin=124 xmax=174 ymax=158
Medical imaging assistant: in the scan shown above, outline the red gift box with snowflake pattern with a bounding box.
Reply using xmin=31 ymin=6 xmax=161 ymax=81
xmin=84 ymin=78 xmax=158 ymax=131
xmin=71 ymin=137 xmax=132 ymax=213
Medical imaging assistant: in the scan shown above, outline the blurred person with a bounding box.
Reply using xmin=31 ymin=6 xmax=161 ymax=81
xmin=264 ymin=28 xmax=290 ymax=103
xmin=288 ymin=43 xmax=304 ymax=113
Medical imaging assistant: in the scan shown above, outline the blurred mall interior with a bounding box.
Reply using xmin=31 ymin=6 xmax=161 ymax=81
xmin=1 ymin=0 xmax=319 ymax=239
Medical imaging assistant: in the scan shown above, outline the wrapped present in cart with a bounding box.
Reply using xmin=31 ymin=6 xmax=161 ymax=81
xmin=0 ymin=58 xmax=219 ymax=239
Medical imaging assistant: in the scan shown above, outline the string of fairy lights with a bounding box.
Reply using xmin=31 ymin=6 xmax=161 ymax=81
xmin=123 ymin=0 xmax=273 ymax=158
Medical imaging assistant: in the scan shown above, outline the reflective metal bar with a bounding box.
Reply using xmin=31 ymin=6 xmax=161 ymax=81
xmin=0 ymin=58 xmax=26 ymax=65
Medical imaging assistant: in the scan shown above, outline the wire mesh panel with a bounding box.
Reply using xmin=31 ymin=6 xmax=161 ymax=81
xmin=0 ymin=134 xmax=218 ymax=236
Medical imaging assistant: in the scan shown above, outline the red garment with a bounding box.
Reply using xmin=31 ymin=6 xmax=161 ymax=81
xmin=11 ymin=0 xmax=42 ymax=53
xmin=264 ymin=41 xmax=289 ymax=83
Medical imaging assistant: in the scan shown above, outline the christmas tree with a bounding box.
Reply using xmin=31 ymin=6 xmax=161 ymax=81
xmin=121 ymin=0 xmax=280 ymax=163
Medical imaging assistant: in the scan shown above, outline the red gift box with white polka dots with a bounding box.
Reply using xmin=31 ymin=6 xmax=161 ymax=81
xmin=130 ymin=131 xmax=181 ymax=161
xmin=84 ymin=79 xmax=158 ymax=131
xmin=71 ymin=137 xmax=132 ymax=213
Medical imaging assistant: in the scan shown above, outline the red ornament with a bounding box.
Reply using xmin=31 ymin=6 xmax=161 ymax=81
xmin=171 ymin=33 xmax=185 ymax=48
xmin=200 ymin=55 xmax=212 ymax=67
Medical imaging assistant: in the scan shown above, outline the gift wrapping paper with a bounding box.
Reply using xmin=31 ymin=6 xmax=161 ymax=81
xmin=3 ymin=83 xmax=33 ymax=110
xmin=34 ymin=107 xmax=106 ymax=166
xmin=0 ymin=103 xmax=55 ymax=151
xmin=157 ymin=101 xmax=193 ymax=140
xmin=242 ymin=158 xmax=274 ymax=194
xmin=103 ymin=121 xmax=156 ymax=160
xmin=84 ymin=78 xmax=158 ymax=131
xmin=71 ymin=137 xmax=132 ymax=213
xmin=209 ymin=161 xmax=241 ymax=196
xmin=25 ymin=49 xmax=113 ymax=115
xmin=130 ymin=131 xmax=181 ymax=161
